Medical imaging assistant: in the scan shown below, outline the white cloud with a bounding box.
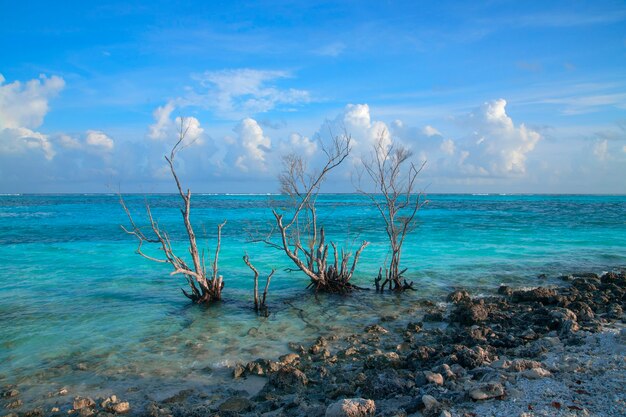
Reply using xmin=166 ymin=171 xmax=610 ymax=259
xmin=460 ymin=99 xmax=541 ymax=175
xmin=622 ymin=145 xmax=626 ymax=153
xmin=341 ymin=103 xmax=391 ymax=152
xmin=440 ymin=138 xmax=456 ymax=155
xmin=86 ymin=130 xmax=114 ymax=151
xmin=0 ymin=127 xmax=55 ymax=160
xmin=58 ymin=134 xmax=82 ymax=150
xmin=233 ymin=118 xmax=271 ymax=172
xmin=423 ymin=125 xmax=442 ymax=137
xmin=282 ymin=132 xmax=317 ymax=156
xmin=0 ymin=74 xmax=64 ymax=160
xmin=189 ymin=69 xmax=310 ymax=119
xmin=0 ymin=73 xmax=65 ymax=129
xmin=147 ymin=101 xmax=205 ymax=145
xmin=175 ymin=116 xmax=205 ymax=145
xmin=148 ymin=101 xmax=176 ymax=140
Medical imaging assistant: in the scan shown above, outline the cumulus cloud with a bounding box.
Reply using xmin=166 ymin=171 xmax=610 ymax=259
xmin=0 ymin=73 xmax=65 ymax=129
xmin=188 ymin=69 xmax=311 ymax=119
xmin=233 ymin=118 xmax=271 ymax=172
xmin=0 ymin=74 xmax=64 ymax=160
xmin=147 ymin=101 xmax=205 ymax=145
xmin=0 ymin=127 xmax=55 ymax=160
xmin=148 ymin=101 xmax=176 ymax=140
xmin=423 ymin=125 xmax=442 ymax=137
xmin=459 ymin=99 xmax=541 ymax=175
xmin=339 ymin=103 xmax=392 ymax=153
xmin=86 ymin=130 xmax=114 ymax=151
xmin=282 ymin=132 xmax=317 ymax=156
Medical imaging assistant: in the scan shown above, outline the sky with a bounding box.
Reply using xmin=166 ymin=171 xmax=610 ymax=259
xmin=0 ymin=0 xmax=625 ymax=194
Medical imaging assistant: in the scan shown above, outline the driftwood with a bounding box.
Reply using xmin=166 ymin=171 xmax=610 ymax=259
xmin=261 ymin=132 xmax=369 ymax=293
xmin=119 ymin=118 xmax=227 ymax=304
xmin=360 ymin=132 xmax=426 ymax=292
xmin=243 ymin=253 xmax=275 ymax=315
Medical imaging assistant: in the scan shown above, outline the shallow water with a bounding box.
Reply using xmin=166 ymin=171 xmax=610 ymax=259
xmin=1 ymin=194 xmax=625 ymax=407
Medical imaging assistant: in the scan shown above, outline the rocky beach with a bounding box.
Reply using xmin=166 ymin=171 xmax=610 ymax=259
xmin=3 ymin=270 xmax=625 ymax=417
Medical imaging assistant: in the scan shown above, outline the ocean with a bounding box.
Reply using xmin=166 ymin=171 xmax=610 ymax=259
xmin=1 ymin=193 xmax=625 ymax=404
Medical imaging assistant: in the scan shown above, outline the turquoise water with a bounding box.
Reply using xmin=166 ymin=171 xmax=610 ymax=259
xmin=1 ymin=194 xmax=625 ymax=406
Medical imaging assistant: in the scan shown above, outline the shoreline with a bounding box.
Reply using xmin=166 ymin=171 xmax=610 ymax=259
xmin=2 ymin=270 xmax=625 ymax=417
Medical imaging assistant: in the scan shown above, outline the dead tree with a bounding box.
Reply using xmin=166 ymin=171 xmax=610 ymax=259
xmin=359 ymin=132 xmax=426 ymax=292
xmin=119 ymin=119 xmax=227 ymax=304
xmin=243 ymin=253 xmax=274 ymax=315
xmin=262 ymin=133 xmax=369 ymax=293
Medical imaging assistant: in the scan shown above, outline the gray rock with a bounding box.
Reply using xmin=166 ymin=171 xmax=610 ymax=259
xmin=219 ymin=396 xmax=254 ymax=413
xmin=468 ymin=382 xmax=505 ymax=400
xmin=269 ymin=366 xmax=308 ymax=392
xmin=447 ymin=290 xmax=471 ymax=304
xmin=325 ymin=398 xmax=376 ymax=417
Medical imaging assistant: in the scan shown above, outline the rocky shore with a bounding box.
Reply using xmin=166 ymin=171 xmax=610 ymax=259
xmin=2 ymin=270 xmax=625 ymax=417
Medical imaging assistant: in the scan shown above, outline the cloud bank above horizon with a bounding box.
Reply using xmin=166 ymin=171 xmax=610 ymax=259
xmin=0 ymin=1 xmax=625 ymax=193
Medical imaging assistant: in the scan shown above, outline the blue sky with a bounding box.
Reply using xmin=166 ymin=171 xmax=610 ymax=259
xmin=1 ymin=0 xmax=625 ymax=193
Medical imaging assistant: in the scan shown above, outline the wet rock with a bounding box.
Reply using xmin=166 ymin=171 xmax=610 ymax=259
xmin=5 ymin=399 xmax=22 ymax=409
xmin=325 ymin=398 xmax=376 ymax=417
xmin=233 ymin=363 xmax=246 ymax=378
xmin=279 ymin=353 xmax=300 ymax=365
xmin=310 ymin=337 xmax=328 ymax=354
xmin=405 ymin=322 xmax=422 ymax=333
xmin=380 ymin=314 xmax=399 ymax=322
xmin=607 ymin=303 xmax=623 ymax=319
xmin=365 ymin=352 xmax=401 ymax=369
xmin=161 ymin=389 xmax=194 ymax=404
xmin=218 ymin=396 xmax=254 ymax=413
xmin=572 ymin=278 xmax=597 ymax=292
xmin=73 ymin=397 xmax=95 ymax=410
xmin=498 ymin=285 xmax=514 ymax=296
xmin=451 ymin=300 xmax=489 ymax=325
xmin=468 ymin=382 xmax=505 ymax=400
xmin=365 ymin=324 xmax=388 ymax=334
xmin=550 ymin=307 xmax=578 ymax=325
xmin=569 ymin=302 xmax=595 ymax=321
xmin=512 ymin=287 xmax=558 ymax=304
xmin=109 ymin=402 xmax=130 ymax=414
xmin=447 ymin=290 xmax=471 ymax=304
xmin=573 ymin=272 xmax=599 ymax=279
xmin=423 ymin=311 xmax=445 ymax=322
xmin=2 ymin=389 xmax=19 ymax=398
xmin=288 ymin=342 xmax=305 ymax=353
xmin=268 ymin=366 xmax=308 ymax=392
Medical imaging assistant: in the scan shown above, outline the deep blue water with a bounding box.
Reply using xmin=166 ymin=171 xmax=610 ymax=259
xmin=1 ymin=194 xmax=625 ymax=404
